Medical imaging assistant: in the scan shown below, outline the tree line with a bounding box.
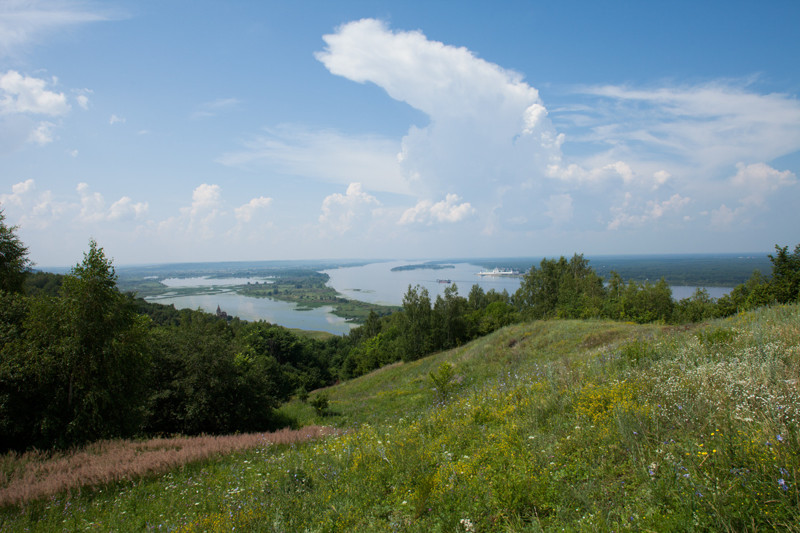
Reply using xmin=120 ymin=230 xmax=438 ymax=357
xmin=338 ymin=246 xmax=799 ymax=378
xmin=1 ymin=210 xmax=798 ymax=451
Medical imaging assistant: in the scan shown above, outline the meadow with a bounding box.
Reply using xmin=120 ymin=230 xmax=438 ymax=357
xmin=1 ymin=304 xmax=799 ymax=531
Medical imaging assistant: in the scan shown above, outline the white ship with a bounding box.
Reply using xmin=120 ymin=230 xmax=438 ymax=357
xmin=476 ymin=267 xmax=521 ymax=276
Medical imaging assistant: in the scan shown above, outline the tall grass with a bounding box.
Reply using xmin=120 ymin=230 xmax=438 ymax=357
xmin=0 ymin=427 xmax=334 ymax=507
xmin=1 ymin=305 xmax=798 ymax=531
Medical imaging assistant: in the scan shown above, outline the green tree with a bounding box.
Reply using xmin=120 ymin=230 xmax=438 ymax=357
xmin=477 ymin=300 xmax=518 ymax=335
xmin=514 ymin=254 xmax=605 ymax=319
xmin=674 ymin=288 xmax=719 ymax=323
xmin=0 ymin=209 xmax=31 ymax=293
xmin=602 ymin=271 xmax=627 ymax=319
xmin=769 ymin=244 xmax=800 ymax=303
xmin=400 ymin=285 xmax=432 ymax=361
xmin=432 ymin=284 xmax=467 ymax=350
xmin=621 ymin=279 xmax=674 ymax=323
xmin=145 ymin=311 xmax=288 ymax=436
xmin=2 ymin=240 xmax=150 ymax=449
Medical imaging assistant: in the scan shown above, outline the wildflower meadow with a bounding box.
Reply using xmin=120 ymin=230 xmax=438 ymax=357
xmin=1 ymin=304 xmax=799 ymax=531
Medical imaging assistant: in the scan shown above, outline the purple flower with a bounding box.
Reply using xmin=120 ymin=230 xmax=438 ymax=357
xmin=778 ymin=478 xmax=788 ymax=491
xmin=777 ymin=434 xmax=784 ymax=443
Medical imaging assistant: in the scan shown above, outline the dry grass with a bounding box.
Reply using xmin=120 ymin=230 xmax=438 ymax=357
xmin=0 ymin=426 xmax=336 ymax=507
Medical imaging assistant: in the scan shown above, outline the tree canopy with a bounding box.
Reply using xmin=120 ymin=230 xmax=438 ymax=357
xmin=0 ymin=209 xmax=31 ymax=294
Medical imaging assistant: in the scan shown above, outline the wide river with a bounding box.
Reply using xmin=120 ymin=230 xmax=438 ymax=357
xmin=146 ymin=262 xmax=733 ymax=334
xmin=323 ymin=261 xmax=733 ymax=304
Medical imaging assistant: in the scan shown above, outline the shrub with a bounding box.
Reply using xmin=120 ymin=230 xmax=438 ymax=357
xmin=429 ymin=362 xmax=457 ymax=403
xmin=310 ymin=393 xmax=330 ymax=416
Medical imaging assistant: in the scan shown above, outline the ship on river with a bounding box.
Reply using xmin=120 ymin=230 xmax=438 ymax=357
xmin=476 ymin=267 xmax=522 ymax=277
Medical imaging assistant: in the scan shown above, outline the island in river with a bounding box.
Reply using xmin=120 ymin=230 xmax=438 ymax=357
xmin=390 ymin=262 xmax=455 ymax=272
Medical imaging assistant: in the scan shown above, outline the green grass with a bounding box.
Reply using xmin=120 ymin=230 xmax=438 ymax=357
xmin=2 ymin=305 xmax=799 ymax=531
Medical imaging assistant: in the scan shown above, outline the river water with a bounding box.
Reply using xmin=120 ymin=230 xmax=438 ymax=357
xmin=323 ymin=261 xmax=522 ymax=306
xmin=145 ymin=277 xmax=354 ymax=335
xmin=323 ymin=261 xmax=733 ymax=306
xmin=145 ymin=265 xmax=734 ymax=334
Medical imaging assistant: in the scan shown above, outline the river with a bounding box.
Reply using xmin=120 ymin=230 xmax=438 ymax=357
xmin=144 ymin=264 xmax=734 ymax=334
xmin=145 ymin=277 xmax=354 ymax=335
xmin=323 ymin=261 xmax=733 ymax=306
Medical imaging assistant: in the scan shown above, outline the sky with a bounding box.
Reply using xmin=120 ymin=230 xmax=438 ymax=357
xmin=1 ymin=1 xmax=799 ymax=267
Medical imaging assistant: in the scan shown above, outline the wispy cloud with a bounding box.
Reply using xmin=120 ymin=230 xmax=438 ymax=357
xmin=0 ymin=0 xmax=121 ymax=56
xmin=191 ymin=97 xmax=240 ymax=119
xmin=563 ymin=83 xmax=800 ymax=172
xmin=218 ymin=125 xmax=409 ymax=195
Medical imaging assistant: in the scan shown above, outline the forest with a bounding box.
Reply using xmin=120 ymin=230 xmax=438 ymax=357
xmin=1 ymin=209 xmax=799 ymax=452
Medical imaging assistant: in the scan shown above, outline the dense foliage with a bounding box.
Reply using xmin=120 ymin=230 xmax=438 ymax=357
xmin=0 ymin=211 xmax=31 ymax=294
xmin=1 ymin=208 xmax=799 ymax=451
xmin=0 ymin=226 xmax=337 ymax=450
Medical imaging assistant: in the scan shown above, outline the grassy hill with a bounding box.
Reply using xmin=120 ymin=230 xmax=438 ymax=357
xmin=2 ymin=305 xmax=799 ymax=531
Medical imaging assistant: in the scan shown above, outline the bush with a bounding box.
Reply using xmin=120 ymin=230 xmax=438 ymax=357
xmin=429 ymin=362 xmax=457 ymax=403
xmin=310 ymin=393 xmax=330 ymax=416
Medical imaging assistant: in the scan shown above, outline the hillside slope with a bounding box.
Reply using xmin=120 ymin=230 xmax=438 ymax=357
xmin=2 ymin=305 xmax=799 ymax=531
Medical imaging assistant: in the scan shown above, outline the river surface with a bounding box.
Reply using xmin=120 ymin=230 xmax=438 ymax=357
xmin=323 ymin=261 xmax=523 ymax=306
xmin=323 ymin=261 xmax=733 ymax=306
xmin=144 ymin=265 xmax=734 ymax=334
xmin=145 ymin=280 xmax=354 ymax=335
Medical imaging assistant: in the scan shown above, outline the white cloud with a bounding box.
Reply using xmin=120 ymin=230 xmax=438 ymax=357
xmin=76 ymin=181 xmax=105 ymax=223
xmin=0 ymin=72 xmax=95 ymax=151
xmin=76 ymin=183 xmax=147 ymax=223
xmin=399 ymin=193 xmax=475 ymax=225
xmin=653 ymin=170 xmax=671 ymax=189
xmin=730 ymin=162 xmax=796 ymax=206
xmin=608 ymin=193 xmax=690 ymax=230
xmin=27 ymin=120 xmax=56 ymax=144
xmin=0 ymin=178 xmax=34 ymax=207
xmin=235 ymin=196 xmax=272 ymax=223
xmin=1 ymin=179 xmax=69 ymax=230
xmin=187 ymin=183 xmax=220 ymax=215
xmin=109 ymin=114 xmax=125 ymax=125
xmin=319 ymin=183 xmax=379 ymax=234
xmin=0 ymin=70 xmax=69 ymax=115
xmin=27 ymin=189 xmax=68 ymax=228
xmin=108 ymin=196 xmax=148 ymax=221
xmin=160 ymin=183 xmax=223 ymax=240
xmin=316 ymin=18 xmax=562 ymax=202
xmin=72 ymin=182 xmax=148 ymax=223
xmin=710 ymin=204 xmax=737 ymax=229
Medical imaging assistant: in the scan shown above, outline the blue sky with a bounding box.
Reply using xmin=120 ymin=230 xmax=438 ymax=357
xmin=1 ymin=1 xmax=799 ymax=267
